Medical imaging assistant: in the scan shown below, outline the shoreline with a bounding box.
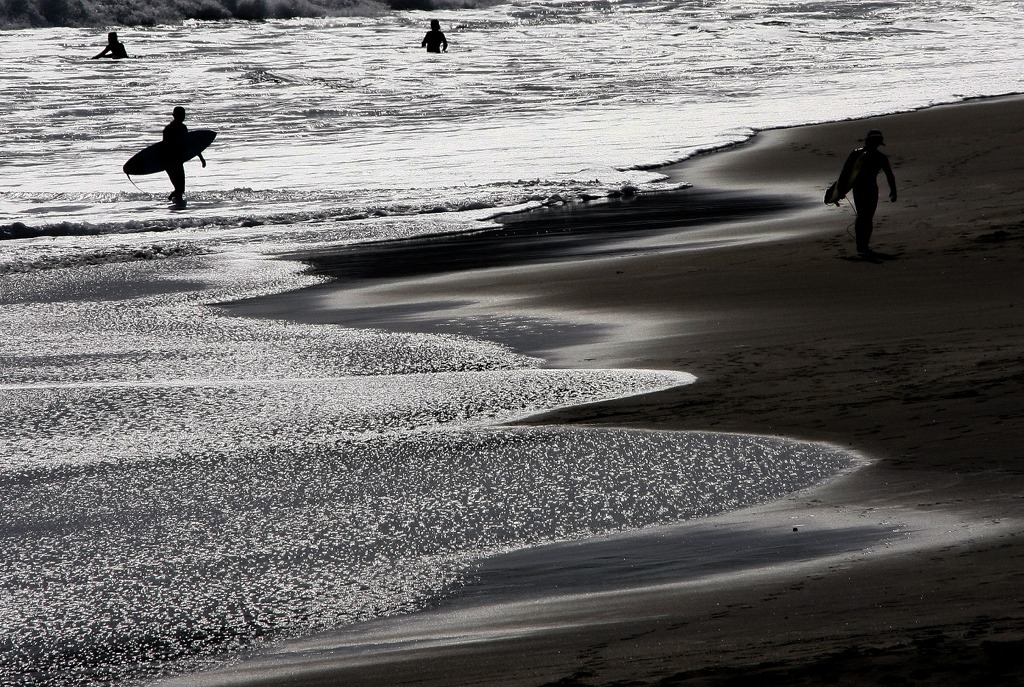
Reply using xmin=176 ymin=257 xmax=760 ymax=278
xmin=197 ymin=95 xmax=1024 ymax=685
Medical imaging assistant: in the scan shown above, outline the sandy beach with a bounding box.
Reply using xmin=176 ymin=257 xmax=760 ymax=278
xmin=196 ymin=95 xmax=1024 ymax=686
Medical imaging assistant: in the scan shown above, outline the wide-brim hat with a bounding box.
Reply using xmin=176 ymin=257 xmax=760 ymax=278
xmin=865 ymin=129 xmax=885 ymax=144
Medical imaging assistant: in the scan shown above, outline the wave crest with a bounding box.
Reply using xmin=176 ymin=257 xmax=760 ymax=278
xmin=0 ymin=0 xmax=497 ymax=28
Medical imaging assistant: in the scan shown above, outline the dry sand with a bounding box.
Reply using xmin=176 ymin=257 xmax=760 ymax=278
xmin=195 ymin=96 xmax=1024 ymax=686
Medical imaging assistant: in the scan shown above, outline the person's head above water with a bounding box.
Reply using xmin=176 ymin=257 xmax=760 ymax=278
xmin=865 ymin=129 xmax=885 ymax=148
xmin=172 ymin=106 xmax=186 ymax=122
xmin=108 ymin=32 xmax=118 ymax=43
xmin=430 ymin=19 xmax=440 ymax=31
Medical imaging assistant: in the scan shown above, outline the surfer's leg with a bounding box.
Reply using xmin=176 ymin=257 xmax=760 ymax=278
xmin=166 ymin=165 xmax=186 ymax=201
xmin=852 ymin=186 xmax=878 ymax=253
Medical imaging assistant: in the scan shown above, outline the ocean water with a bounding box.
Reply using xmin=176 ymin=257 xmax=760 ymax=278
xmin=2 ymin=1 xmax=1023 ymax=685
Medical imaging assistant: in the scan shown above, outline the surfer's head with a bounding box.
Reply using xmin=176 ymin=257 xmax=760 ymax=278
xmin=430 ymin=19 xmax=440 ymax=31
xmin=865 ymin=130 xmax=885 ymax=147
xmin=172 ymin=106 xmax=186 ymax=122
xmin=107 ymin=32 xmax=118 ymax=43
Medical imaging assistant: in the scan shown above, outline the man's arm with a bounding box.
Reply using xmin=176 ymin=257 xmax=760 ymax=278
xmin=882 ymin=157 xmax=897 ymax=201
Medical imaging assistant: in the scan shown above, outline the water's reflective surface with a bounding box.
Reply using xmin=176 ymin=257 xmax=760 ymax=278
xmin=2 ymin=420 xmax=854 ymax=684
xmin=2 ymin=1 xmax=1020 ymax=683
xmin=3 ymin=1 xmax=1022 ymax=246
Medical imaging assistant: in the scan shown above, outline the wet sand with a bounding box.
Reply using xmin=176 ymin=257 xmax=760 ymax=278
xmin=199 ymin=95 xmax=1024 ymax=686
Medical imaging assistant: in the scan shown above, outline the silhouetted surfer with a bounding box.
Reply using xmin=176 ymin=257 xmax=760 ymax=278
xmin=836 ymin=130 xmax=897 ymax=255
xmin=422 ymin=20 xmax=448 ymax=53
xmin=91 ymin=32 xmax=128 ymax=59
xmin=162 ymin=107 xmax=205 ymax=205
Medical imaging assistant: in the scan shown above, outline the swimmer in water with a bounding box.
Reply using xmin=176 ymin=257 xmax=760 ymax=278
xmin=92 ymin=32 xmax=128 ymax=59
xmin=421 ymin=20 xmax=448 ymax=53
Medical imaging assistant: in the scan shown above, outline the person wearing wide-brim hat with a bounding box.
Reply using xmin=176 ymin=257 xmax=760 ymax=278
xmin=836 ymin=129 xmax=897 ymax=255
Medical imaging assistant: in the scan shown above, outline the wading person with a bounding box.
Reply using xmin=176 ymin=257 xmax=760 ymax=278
xmin=91 ymin=32 xmax=128 ymax=59
xmin=834 ymin=129 xmax=897 ymax=255
xmin=162 ymin=106 xmax=205 ymax=205
xmin=421 ymin=19 xmax=448 ymax=53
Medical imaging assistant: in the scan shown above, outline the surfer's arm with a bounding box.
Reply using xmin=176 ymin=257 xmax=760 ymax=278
xmin=198 ymin=152 xmax=207 ymax=168
xmin=91 ymin=47 xmax=110 ymax=59
xmin=882 ymin=157 xmax=897 ymax=201
xmin=441 ymin=34 xmax=448 ymax=51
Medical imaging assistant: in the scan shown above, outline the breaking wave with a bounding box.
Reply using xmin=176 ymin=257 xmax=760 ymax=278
xmin=0 ymin=0 xmax=499 ymax=29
